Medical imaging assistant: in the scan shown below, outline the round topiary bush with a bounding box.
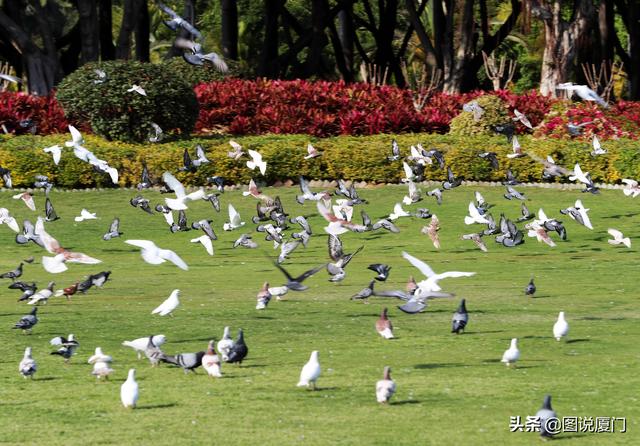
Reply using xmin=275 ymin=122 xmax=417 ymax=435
xmin=164 ymin=57 xmax=242 ymax=86
xmin=56 ymin=61 xmax=198 ymax=143
xmin=448 ymin=94 xmax=510 ymax=137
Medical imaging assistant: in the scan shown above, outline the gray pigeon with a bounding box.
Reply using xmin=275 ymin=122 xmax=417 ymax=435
xmin=144 ymin=336 xmax=164 ymax=367
xmin=451 ymin=299 xmax=468 ymax=334
xmin=102 ymin=218 xmax=122 ymax=240
xmin=351 ymin=280 xmax=375 ymax=302
xmin=368 ymin=264 xmax=391 ymax=281
xmin=13 ymin=307 xmax=38 ymax=333
xmin=504 ymin=186 xmax=526 ymax=200
xmin=226 ymin=329 xmax=248 ymax=364
xmin=535 ymin=395 xmax=558 ymax=438
xmin=427 ymin=188 xmax=443 ymax=205
xmin=16 ymin=220 xmax=44 ymax=247
xmin=274 ymin=262 xmax=325 ymax=291
xmin=161 ymin=351 xmax=206 ymax=374
xmin=233 ymin=233 xmax=258 ymax=249
xmin=525 ymin=277 xmax=536 ymax=297
xmin=0 ymin=263 xmax=23 ymax=281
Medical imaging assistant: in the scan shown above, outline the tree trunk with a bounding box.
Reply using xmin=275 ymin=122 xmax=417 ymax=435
xmin=221 ymin=0 xmax=238 ymax=60
xmin=135 ymin=0 xmax=150 ymax=62
xmin=167 ymin=0 xmax=196 ymax=58
xmin=259 ymin=0 xmax=281 ymax=78
xmin=304 ymin=0 xmax=329 ymax=78
xmin=99 ymin=0 xmax=115 ymax=60
xmin=613 ymin=0 xmax=639 ymax=99
xmin=449 ymin=0 xmax=476 ymax=92
xmin=78 ymin=0 xmax=100 ymax=64
xmin=535 ymin=0 xmax=595 ymax=96
xmin=337 ymin=3 xmax=354 ymax=77
xmin=115 ymin=0 xmax=139 ymax=59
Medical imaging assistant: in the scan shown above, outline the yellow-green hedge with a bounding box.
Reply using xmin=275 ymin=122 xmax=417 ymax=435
xmin=0 ymin=133 xmax=638 ymax=188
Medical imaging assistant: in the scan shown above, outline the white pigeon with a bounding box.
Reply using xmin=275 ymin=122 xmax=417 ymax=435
xmin=304 ymin=143 xmax=322 ymax=159
xmin=65 ymin=125 xmax=84 ymax=147
xmin=464 ymin=201 xmax=490 ymax=225
xmin=268 ymin=285 xmax=289 ymax=300
xmin=501 ymin=338 xmax=520 ymax=367
xmin=43 ymin=144 xmax=62 ymax=165
xmin=27 ymin=283 xmax=55 ymax=305
xmin=121 ymin=369 xmax=139 ymax=408
xmin=19 ymin=347 xmax=37 ymax=379
xmin=13 ymin=192 xmax=36 ymax=211
xmin=127 ymin=85 xmax=146 ymax=96
xmin=228 ymin=140 xmax=245 ymax=160
xmin=162 ymin=172 xmax=205 ymax=210
xmin=553 ymin=312 xmax=569 ymax=341
xmin=607 ymin=228 xmax=631 ymax=248
xmin=621 ymin=179 xmax=640 ymax=198
xmin=506 ymin=136 xmax=524 ymax=158
xmin=556 ymin=83 xmax=608 ymax=107
xmin=567 ymin=199 xmax=593 ymax=230
xmin=122 ymin=335 xmax=166 ymax=359
xmin=151 ymin=289 xmax=180 ymax=316
xmin=513 ymin=109 xmax=532 ymax=129
xmin=223 ymin=204 xmax=245 ymax=231
xmin=0 ymin=208 xmax=20 ymax=232
xmin=403 ymin=180 xmax=421 ymax=205
xmin=217 ymin=327 xmax=234 ymax=361
xmin=35 ymin=218 xmax=102 ymax=273
xmin=402 ymin=251 xmax=475 ymax=295
xmin=591 ymin=135 xmax=606 ymax=156
xmin=191 ymin=235 xmax=214 ymax=255
xmin=410 ymin=144 xmax=431 ymax=166
xmin=74 ymin=209 xmax=97 ymax=222
xmin=401 ymin=161 xmax=415 ymax=183
xmin=88 ymin=347 xmax=114 ymax=379
xmin=568 ymin=163 xmax=591 ymax=185
xmin=124 ymin=239 xmax=189 ymax=270
xmin=376 ymin=366 xmax=396 ymax=403
xmin=297 ymin=350 xmax=321 ymax=389
xmin=332 ymin=199 xmax=354 ymax=222
xmin=246 ymin=149 xmax=267 ymax=175
xmin=202 ymin=341 xmax=222 ymax=378
xmin=389 ymin=203 xmax=410 ymax=220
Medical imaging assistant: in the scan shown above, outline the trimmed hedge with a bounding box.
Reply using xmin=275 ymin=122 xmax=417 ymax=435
xmin=0 ymin=133 xmax=638 ymax=189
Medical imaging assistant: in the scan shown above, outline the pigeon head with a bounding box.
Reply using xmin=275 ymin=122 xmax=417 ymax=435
xmin=207 ymin=340 xmax=216 ymax=355
xmin=381 ymin=307 xmax=388 ymax=319
xmin=383 ymin=366 xmax=391 ymax=380
xmin=458 ymin=299 xmax=467 ymax=313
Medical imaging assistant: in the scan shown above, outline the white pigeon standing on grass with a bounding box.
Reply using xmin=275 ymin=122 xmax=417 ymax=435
xmin=152 ymin=289 xmax=180 ymax=316
xmin=124 ymin=239 xmax=188 ymax=270
xmin=223 ymin=204 xmax=245 ymax=231
xmin=122 ymin=335 xmax=166 ymax=359
xmin=88 ymin=347 xmax=114 ymax=379
xmin=553 ymin=312 xmax=569 ymax=341
xmin=246 ymin=149 xmax=267 ymax=175
xmin=297 ymin=350 xmax=321 ymax=390
xmin=607 ymin=229 xmax=631 ymax=248
xmin=74 ymin=209 xmax=97 ymax=222
xmin=19 ymin=347 xmax=37 ymax=379
xmin=121 ymin=369 xmax=139 ymax=408
xmin=217 ymin=327 xmax=234 ymax=362
xmin=202 ymin=340 xmax=222 ymax=378
xmin=376 ymin=366 xmax=396 ymax=404
xmin=464 ymin=202 xmax=490 ymax=225
xmin=501 ymin=338 xmax=520 ymax=367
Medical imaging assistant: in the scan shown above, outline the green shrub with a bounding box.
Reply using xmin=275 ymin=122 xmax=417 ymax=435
xmin=163 ymin=57 xmax=242 ymax=86
xmin=56 ymin=61 xmax=198 ymax=143
xmin=0 ymin=133 xmax=637 ymax=189
xmin=448 ymin=95 xmax=510 ymax=137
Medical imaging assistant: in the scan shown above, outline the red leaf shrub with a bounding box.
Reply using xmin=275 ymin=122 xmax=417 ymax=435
xmin=0 ymin=92 xmax=68 ymax=135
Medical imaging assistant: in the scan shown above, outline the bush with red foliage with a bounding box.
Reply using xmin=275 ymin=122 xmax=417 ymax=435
xmin=0 ymin=92 xmax=67 ymax=135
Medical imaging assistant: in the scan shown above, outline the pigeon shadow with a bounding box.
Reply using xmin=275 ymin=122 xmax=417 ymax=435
xmin=464 ymin=330 xmax=504 ymax=334
xmin=172 ymin=337 xmax=214 ymax=344
xmin=566 ymin=338 xmax=590 ymax=344
xmin=136 ymin=403 xmax=177 ymax=410
xmin=415 ymin=363 xmax=464 ymax=369
xmin=602 ymin=212 xmax=640 ymax=219
xmin=391 ymin=400 xmax=421 ymax=405
xmin=253 ymin=316 xmax=276 ymax=320
xmin=34 ymin=376 xmax=58 ymax=381
xmin=482 ymin=359 xmax=502 ymax=363
xmin=232 ymin=364 xmax=265 ymax=368
xmin=308 ymin=386 xmax=338 ymax=392
xmin=520 ymin=335 xmax=550 ymax=340
xmin=551 ymin=433 xmax=590 ymax=441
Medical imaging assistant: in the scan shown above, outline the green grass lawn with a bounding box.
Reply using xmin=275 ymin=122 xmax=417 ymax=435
xmin=0 ymin=184 xmax=637 ymax=445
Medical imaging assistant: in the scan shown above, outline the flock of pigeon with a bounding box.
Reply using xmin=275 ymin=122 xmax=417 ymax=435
xmin=3 ymin=91 xmax=637 ymax=437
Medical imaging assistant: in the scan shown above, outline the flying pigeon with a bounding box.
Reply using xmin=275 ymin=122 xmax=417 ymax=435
xmin=559 ymin=199 xmax=593 ymax=229
xmin=148 ymin=122 xmax=163 ymax=142
xmin=463 ymin=100 xmax=484 ymax=121
xmin=507 ymin=135 xmax=524 ymax=158
xmin=13 ymin=192 xmax=36 ymax=211
xmin=35 ymin=218 xmax=101 ymax=273
xmin=127 ymin=85 xmax=146 ymax=96
xmin=0 ymin=166 xmax=11 ymax=188
xmin=34 ymin=175 xmax=54 ymax=195
xmin=175 ymin=38 xmax=228 ymax=70
xmin=317 ymin=200 xmax=367 ymax=235
xmin=297 ymin=351 xmax=321 ymax=389
xmin=202 ymin=341 xmax=222 ymax=377
xmin=327 ymin=235 xmax=362 ymax=282
xmin=513 ymin=109 xmax=532 ymax=129
xmin=376 ymin=366 xmax=396 ymax=403
xmin=478 ymin=152 xmax=499 ymax=170
xmin=607 ymin=228 xmax=631 ymax=248
xmin=121 ymin=369 xmax=139 ymax=408
xmin=273 ymin=262 xmax=325 ymax=291
xmin=556 ymin=83 xmax=608 ymax=107
xmin=501 ymin=338 xmax=520 ymax=367
xmin=233 ymin=233 xmax=258 ymax=249
xmin=494 ymin=122 xmax=515 ymax=142
xmin=152 ymin=289 xmax=180 ymax=316
xmin=504 ymin=186 xmax=526 ymax=200
xmin=223 ymin=204 xmax=245 ymax=231
xmin=50 ymin=334 xmax=79 ymax=362
xmin=388 ymin=139 xmax=401 ymax=161
xmin=427 ymin=188 xmax=443 ymax=205
xmin=401 ymin=251 xmax=475 ymax=296
xmin=297 ymin=176 xmax=328 ymax=204
xmin=19 ymin=347 xmax=37 ymax=379
xmin=465 ymin=202 xmax=490 ymax=225
xmin=74 ymin=209 xmax=97 ymax=222
xmin=122 ymin=335 xmax=166 ymax=360
xmin=102 ymin=218 xmax=122 ymax=240
xmin=422 ymin=214 xmax=440 ymax=249
xmin=130 ymin=195 xmax=154 ymax=214
xmin=591 ymin=135 xmax=606 ymax=156
xmin=368 ymin=264 xmax=391 ymax=281
xmin=225 ymin=329 xmax=248 ymax=364
xmin=389 ymin=203 xmax=410 ymax=220
xmin=246 ymin=149 xmax=267 ymax=175
xmin=375 ymin=308 xmax=394 ymax=339
xmin=566 ymin=120 xmax=592 ymax=137
xmin=228 ymin=140 xmax=245 ymax=160
xmin=442 ymin=166 xmax=462 ymax=190
xmin=304 ymin=143 xmax=322 ymax=159
xmin=451 ymin=299 xmax=468 ymax=334
xmin=553 ymin=311 xmax=569 ymax=341
xmin=0 ymin=208 xmax=19 ymax=232
xmin=621 ymin=179 xmax=640 ymax=198
xmin=162 ymin=172 xmax=205 ymax=210
xmin=125 ymin=239 xmax=188 ymax=270
xmin=43 ymin=145 xmax=62 ymax=165
xmin=191 ymin=235 xmax=214 ymax=255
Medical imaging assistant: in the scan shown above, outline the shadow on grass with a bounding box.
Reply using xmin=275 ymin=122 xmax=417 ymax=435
xmin=35 ymin=376 xmax=59 ymax=381
xmin=391 ymin=400 xmax=421 ymax=405
xmin=172 ymin=337 xmax=214 ymax=344
xmin=551 ymin=433 xmax=590 ymax=441
xmin=136 ymin=403 xmax=178 ymax=410
xmin=415 ymin=363 xmax=464 ymax=369
xmin=462 ymin=330 xmax=505 ymax=334
xmin=566 ymin=338 xmax=590 ymax=344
